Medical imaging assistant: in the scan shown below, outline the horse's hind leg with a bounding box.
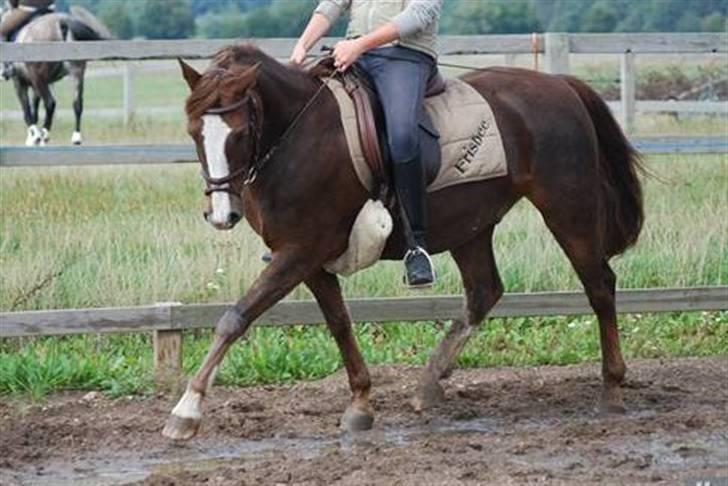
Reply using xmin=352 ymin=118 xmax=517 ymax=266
xmin=306 ymin=270 xmax=373 ymax=431
xmin=33 ymin=82 xmax=55 ymax=145
xmin=541 ymin=211 xmax=627 ymax=413
xmin=412 ymin=227 xmax=503 ymax=411
xmin=163 ymin=252 xmax=318 ymax=441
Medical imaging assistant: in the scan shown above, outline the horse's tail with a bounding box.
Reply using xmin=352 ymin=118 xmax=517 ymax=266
xmin=63 ymin=6 xmax=113 ymax=41
xmin=561 ymin=75 xmax=645 ymax=257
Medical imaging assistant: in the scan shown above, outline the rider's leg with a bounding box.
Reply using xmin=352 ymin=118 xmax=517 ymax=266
xmin=0 ymin=9 xmax=33 ymax=80
xmin=356 ymin=47 xmax=436 ymax=286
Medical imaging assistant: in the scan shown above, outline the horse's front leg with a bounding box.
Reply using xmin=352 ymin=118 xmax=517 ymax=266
xmin=305 ymin=270 xmax=373 ymax=431
xmin=162 ymin=252 xmax=316 ymax=441
xmin=12 ymin=78 xmax=39 ymax=146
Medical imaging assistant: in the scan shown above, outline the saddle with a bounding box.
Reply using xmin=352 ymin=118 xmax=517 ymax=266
xmin=312 ymin=58 xmax=446 ymax=192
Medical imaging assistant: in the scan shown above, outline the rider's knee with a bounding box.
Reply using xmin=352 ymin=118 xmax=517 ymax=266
xmin=388 ymin=128 xmax=419 ymax=163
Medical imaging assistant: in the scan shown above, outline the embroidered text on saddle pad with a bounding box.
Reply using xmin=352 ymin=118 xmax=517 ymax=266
xmin=326 ymin=77 xmax=508 ymax=193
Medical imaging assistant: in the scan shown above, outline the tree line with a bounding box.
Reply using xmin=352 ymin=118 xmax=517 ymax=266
xmin=55 ymin=0 xmax=727 ymax=40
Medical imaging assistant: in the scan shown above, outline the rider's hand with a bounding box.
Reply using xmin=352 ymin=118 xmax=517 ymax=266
xmin=290 ymin=43 xmax=308 ymax=65
xmin=333 ymin=39 xmax=366 ymax=72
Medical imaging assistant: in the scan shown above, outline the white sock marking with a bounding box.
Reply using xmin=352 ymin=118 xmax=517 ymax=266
xmin=171 ymin=388 xmax=202 ymax=419
xmin=201 ymin=115 xmax=233 ymax=225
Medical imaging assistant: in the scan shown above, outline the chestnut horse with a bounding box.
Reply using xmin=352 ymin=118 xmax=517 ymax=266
xmin=163 ymin=45 xmax=644 ymax=440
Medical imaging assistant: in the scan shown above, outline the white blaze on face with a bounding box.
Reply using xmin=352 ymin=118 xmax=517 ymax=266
xmin=202 ymin=114 xmax=233 ymax=225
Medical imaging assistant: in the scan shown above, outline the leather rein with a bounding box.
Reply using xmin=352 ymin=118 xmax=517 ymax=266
xmin=200 ymin=68 xmax=336 ymax=196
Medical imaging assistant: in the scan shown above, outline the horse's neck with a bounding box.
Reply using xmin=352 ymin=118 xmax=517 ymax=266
xmin=256 ymin=68 xmax=319 ymax=138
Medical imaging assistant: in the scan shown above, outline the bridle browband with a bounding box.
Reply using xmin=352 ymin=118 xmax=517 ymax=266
xmin=198 ymin=65 xmax=337 ymax=197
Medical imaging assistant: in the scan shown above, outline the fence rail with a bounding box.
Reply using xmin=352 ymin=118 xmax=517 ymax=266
xmin=2 ymin=136 xmax=724 ymax=167
xmin=1 ymin=34 xmax=725 ymax=63
xmin=2 ymin=287 xmax=726 ymax=389
xmin=3 ymin=287 xmax=725 ymax=338
xmin=1 ymin=34 xmax=726 ymax=132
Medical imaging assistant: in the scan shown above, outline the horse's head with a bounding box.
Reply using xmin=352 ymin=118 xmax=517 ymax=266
xmin=179 ymin=58 xmax=262 ymax=231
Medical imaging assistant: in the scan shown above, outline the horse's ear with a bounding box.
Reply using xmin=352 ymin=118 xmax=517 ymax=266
xmin=178 ymin=58 xmax=201 ymax=90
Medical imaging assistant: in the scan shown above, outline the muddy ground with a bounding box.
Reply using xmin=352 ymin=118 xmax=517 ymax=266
xmin=1 ymin=357 xmax=726 ymax=485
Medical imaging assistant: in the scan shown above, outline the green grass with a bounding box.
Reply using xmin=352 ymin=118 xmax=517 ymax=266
xmin=1 ymin=154 xmax=726 ymax=311
xmin=1 ymin=66 xmax=727 ymax=400
xmin=0 ymin=153 xmax=726 ymax=399
xmin=2 ymin=312 xmax=726 ymax=400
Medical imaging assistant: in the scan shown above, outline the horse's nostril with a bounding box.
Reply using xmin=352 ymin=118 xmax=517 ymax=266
xmin=229 ymin=212 xmax=242 ymax=225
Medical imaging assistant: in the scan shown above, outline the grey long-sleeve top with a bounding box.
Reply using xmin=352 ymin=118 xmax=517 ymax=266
xmin=315 ymin=0 xmax=443 ymax=58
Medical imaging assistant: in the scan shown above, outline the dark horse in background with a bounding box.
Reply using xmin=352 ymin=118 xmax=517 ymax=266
xmin=4 ymin=6 xmax=111 ymax=146
xmin=163 ymin=45 xmax=644 ymax=440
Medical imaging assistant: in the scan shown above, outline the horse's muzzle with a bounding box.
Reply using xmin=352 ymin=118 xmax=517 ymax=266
xmin=204 ymin=210 xmax=242 ymax=230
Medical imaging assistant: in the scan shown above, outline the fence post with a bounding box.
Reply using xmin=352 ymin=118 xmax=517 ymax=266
xmin=122 ymin=64 xmax=135 ymax=126
xmin=620 ymin=51 xmax=636 ymax=133
xmin=544 ymin=33 xmax=570 ymax=74
xmin=153 ymin=302 xmax=183 ymax=394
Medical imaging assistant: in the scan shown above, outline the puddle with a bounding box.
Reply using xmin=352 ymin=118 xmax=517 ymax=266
xmin=3 ymin=414 xmax=726 ymax=485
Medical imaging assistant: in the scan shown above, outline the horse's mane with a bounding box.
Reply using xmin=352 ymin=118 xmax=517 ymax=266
xmin=186 ymin=44 xmax=318 ymax=119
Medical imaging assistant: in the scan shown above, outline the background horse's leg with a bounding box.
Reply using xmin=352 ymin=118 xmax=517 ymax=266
xmin=13 ymin=78 xmax=40 ymax=146
xmin=67 ymin=62 xmax=85 ymax=145
xmin=163 ymin=252 xmax=318 ymax=441
xmin=412 ymin=227 xmax=503 ymax=411
xmin=33 ymin=81 xmax=55 ymax=145
xmin=31 ymin=91 xmax=41 ymax=128
xmin=305 ymin=270 xmax=373 ymax=431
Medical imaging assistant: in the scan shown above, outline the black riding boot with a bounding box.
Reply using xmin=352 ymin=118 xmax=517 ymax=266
xmin=393 ymin=157 xmax=435 ymax=287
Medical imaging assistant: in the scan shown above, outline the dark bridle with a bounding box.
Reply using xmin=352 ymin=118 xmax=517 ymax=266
xmin=199 ymin=65 xmax=337 ymax=196
xmin=200 ymin=92 xmax=263 ymax=196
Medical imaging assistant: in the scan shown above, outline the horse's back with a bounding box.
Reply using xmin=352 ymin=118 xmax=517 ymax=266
xmin=16 ymin=13 xmax=66 ymax=42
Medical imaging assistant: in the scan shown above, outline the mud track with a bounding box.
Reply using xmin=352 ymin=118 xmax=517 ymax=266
xmin=1 ymin=357 xmax=726 ymax=485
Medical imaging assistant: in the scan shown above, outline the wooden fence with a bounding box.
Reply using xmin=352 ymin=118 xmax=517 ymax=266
xmin=1 ymin=33 xmax=726 ymax=131
xmin=2 ymin=287 xmax=726 ymax=388
xmin=2 ymin=136 xmax=725 ymax=168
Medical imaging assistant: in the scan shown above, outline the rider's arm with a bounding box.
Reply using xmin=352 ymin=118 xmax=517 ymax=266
xmin=291 ymin=0 xmax=351 ymax=64
xmin=391 ymin=0 xmax=443 ymax=38
xmin=291 ymin=13 xmax=331 ymax=63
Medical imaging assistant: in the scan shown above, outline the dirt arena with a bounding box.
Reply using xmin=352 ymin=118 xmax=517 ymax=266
xmin=1 ymin=356 xmax=726 ymax=485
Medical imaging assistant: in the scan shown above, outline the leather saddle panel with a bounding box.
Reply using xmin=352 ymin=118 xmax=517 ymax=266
xmin=310 ymin=58 xmax=444 ymax=187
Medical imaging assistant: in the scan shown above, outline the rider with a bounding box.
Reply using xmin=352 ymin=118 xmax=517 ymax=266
xmin=291 ymin=0 xmax=443 ymax=287
xmin=0 ymin=0 xmax=56 ymax=79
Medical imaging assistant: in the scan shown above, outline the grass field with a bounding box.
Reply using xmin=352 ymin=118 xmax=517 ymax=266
xmin=0 ymin=153 xmax=726 ymax=398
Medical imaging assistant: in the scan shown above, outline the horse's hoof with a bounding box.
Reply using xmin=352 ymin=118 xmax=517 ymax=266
xmin=599 ymin=387 xmax=626 ymax=415
xmin=162 ymin=413 xmax=201 ymax=441
xmin=340 ymin=404 xmax=374 ymax=432
xmin=71 ymin=131 xmax=82 ymax=145
xmin=411 ymin=378 xmax=445 ymax=412
xmin=26 ymin=125 xmax=41 ymax=146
